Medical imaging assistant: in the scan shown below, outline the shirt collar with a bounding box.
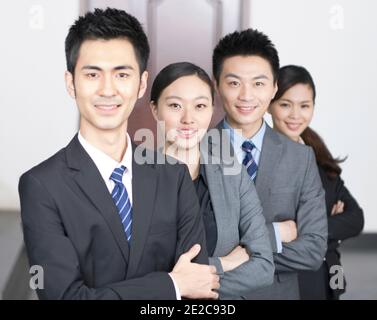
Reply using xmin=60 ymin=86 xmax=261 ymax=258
xmin=298 ymin=136 xmax=305 ymax=145
xmin=78 ymin=131 xmax=133 ymax=183
xmin=223 ymin=118 xmax=266 ymax=153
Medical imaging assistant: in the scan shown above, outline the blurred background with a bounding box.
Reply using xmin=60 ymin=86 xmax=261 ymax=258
xmin=0 ymin=0 xmax=376 ymax=299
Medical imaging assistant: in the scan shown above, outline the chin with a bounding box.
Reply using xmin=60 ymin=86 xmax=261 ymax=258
xmin=175 ymin=139 xmax=198 ymax=151
xmin=237 ymin=117 xmax=259 ymax=127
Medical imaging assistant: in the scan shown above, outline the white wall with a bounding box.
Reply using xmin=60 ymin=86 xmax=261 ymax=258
xmin=0 ymin=1 xmax=79 ymax=209
xmin=248 ymin=0 xmax=377 ymax=232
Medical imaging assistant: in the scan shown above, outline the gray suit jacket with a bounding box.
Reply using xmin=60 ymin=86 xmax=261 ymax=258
xmin=216 ymin=121 xmax=328 ymax=299
xmin=201 ymin=130 xmax=274 ymax=299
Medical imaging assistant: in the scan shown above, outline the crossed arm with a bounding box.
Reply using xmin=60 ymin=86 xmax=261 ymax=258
xmin=267 ymin=148 xmax=328 ymax=272
xmin=19 ymin=167 xmax=219 ymax=300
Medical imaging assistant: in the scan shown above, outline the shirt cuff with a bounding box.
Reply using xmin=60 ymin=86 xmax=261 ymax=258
xmin=272 ymin=222 xmax=283 ymax=253
xmin=168 ymin=273 xmax=181 ymax=300
xmin=208 ymin=257 xmax=224 ymax=276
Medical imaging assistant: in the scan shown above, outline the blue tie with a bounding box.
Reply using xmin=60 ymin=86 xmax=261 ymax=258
xmin=242 ymin=141 xmax=258 ymax=182
xmin=110 ymin=165 xmax=133 ymax=241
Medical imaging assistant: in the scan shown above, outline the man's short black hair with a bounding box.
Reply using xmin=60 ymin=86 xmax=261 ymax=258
xmin=212 ymin=28 xmax=279 ymax=84
xmin=65 ymin=7 xmax=150 ymax=75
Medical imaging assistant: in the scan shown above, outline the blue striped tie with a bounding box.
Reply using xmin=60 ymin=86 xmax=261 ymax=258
xmin=110 ymin=165 xmax=133 ymax=241
xmin=242 ymin=141 xmax=258 ymax=182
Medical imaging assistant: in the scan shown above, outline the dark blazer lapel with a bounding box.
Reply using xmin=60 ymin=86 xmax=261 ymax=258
xmin=126 ymin=148 xmax=157 ymax=278
xmin=65 ymin=135 xmax=131 ymax=263
xmin=255 ymin=125 xmax=283 ymax=204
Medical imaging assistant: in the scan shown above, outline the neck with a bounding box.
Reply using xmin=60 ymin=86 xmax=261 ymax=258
xmin=80 ymin=124 xmax=128 ymax=163
xmin=226 ymin=117 xmax=263 ymax=139
xmin=296 ymin=135 xmax=304 ymax=144
xmin=164 ymin=142 xmax=200 ymax=180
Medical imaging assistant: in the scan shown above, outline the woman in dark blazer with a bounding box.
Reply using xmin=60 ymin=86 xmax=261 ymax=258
xmin=268 ymin=65 xmax=364 ymax=299
xmin=149 ymin=62 xmax=275 ymax=299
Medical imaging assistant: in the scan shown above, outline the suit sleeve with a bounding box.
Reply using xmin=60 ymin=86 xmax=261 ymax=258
xmin=327 ymin=176 xmax=364 ymax=241
xmin=209 ymin=168 xmax=274 ymax=297
xmin=265 ymin=223 xmax=278 ymax=252
xmin=174 ymin=164 xmax=209 ymax=264
xmin=273 ymin=148 xmax=328 ymax=272
xmin=19 ymin=172 xmax=176 ymax=300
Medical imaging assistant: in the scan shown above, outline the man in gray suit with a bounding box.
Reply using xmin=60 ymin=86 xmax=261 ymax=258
xmin=212 ymin=28 xmax=328 ymax=299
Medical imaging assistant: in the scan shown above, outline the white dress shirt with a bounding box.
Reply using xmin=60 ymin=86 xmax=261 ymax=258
xmin=78 ymin=132 xmax=133 ymax=204
xmin=77 ymin=131 xmax=181 ymax=299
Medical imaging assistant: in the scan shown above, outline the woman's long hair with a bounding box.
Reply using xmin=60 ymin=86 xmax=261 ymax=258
xmin=301 ymin=126 xmax=346 ymax=178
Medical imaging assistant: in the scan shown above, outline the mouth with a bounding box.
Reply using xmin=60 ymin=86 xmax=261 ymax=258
xmin=285 ymin=122 xmax=302 ymax=131
xmin=176 ymin=128 xmax=198 ymax=139
xmin=94 ymin=104 xmax=121 ymax=112
xmin=235 ymin=105 xmax=257 ymax=114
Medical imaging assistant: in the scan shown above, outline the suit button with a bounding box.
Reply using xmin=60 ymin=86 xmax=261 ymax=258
xmin=338 ymin=240 xmax=342 ymax=244
xmin=323 ymin=257 xmax=326 ymax=261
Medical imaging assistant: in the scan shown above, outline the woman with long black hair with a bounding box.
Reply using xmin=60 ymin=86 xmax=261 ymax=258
xmin=268 ymin=65 xmax=364 ymax=299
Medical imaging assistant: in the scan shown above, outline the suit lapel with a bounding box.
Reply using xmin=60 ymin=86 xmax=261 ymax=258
xmin=203 ymin=163 xmax=230 ymax=256
xmin=215 ymin=119 xmax=283 ymax=203
xmin=126 ymin=150 xmax=157 ymax=278
xmin=65 ymin=135 xmax=131 ymax=264
xmin=201 ymin=131 xmax=235 ymax=255
xmin=255 ymin=125 xmax=283 ymax=205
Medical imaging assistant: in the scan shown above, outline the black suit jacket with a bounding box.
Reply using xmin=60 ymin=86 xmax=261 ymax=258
xmin=299 ymin=166 xmax=364 ymax=299
xmin=19 ymin=135 xmax=208 ymax=299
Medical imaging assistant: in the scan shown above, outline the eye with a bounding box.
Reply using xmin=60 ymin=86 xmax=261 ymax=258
xmin=255 ymin=81 xmax=265 ymax=87
xmin=86 ymin=73 xmax=99 ymax=79
xmin=117 ymin=72 xmax=130 ymax=79
xmin=228 ymin=81 xmax=240 ymax=87
xmin=168 ymin=103 xmax=181 ymax=110
xmin=196 ymin=104 xmax=207 ymax=110
xmin=301 ymin=104 xmax=310 ymax=108
xmin=279 ymin=103 xmax=289 ymax=108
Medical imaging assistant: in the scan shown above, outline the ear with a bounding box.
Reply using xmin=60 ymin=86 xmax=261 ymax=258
xmin=149 ymin=101 xmax=159 ymax=121
xmin=137 ymin=71 xmax=148 ymax=99
xmin=267 ymin=103 xmax=272 ymax=115
xmin=213 ymin=78 xmax=220 ymax=94
xmin=65 ymin=71 xmax=76 ymax=99
xmin=272 ymin=82 xmax=278 ymax=100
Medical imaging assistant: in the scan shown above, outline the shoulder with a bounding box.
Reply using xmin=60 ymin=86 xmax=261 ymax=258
xmin=133 ymin=145 xmax=189 ymax=179
xmin=21 ymin=135 xmax=80 ymax=183
xmin=274 ymin=127 xmax=310 ymax=152
xmin=266 ymin=126 xmax=314 ymax=160
xmin=318 ymin=164 xmax=342 ymax=190
xmin=20 ymin=148 xmax=66 ymax=184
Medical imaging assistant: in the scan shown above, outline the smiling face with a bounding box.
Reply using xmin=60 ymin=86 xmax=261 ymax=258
xmin=216 ymin=55 xmax=277 ymax=138
xmin=65 ymin=38 xmax=148 ymax=137
xmin=150 ymin=75 xmax=213 ymax=151
xmin=269 ymin=83 xmax=314 ymax=142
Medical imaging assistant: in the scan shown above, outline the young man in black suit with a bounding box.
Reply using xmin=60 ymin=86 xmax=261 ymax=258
xmin=18 ymin=8 xmax=219 ymax=300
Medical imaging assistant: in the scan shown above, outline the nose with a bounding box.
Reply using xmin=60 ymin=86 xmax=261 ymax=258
xmin=98 ymin=74 xmax=117 ymax=97
xmin=238 ymin=84 xmax=255 ymax=102
xmin=181 ymin=107 xmax=194 ymax=124
xmin=289 ymin=105 xmax=301 ymax=119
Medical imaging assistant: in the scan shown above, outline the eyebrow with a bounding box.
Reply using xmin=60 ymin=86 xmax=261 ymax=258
xmin=224 ymin=73 xmax=270 ymax=80
xmin=280 ymin=98 xmax=312 ymax=103
xmin=165 ymin=95 xmax=210 ymax=101
xmin=81 ymin=65 xmax=135 ymax=71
